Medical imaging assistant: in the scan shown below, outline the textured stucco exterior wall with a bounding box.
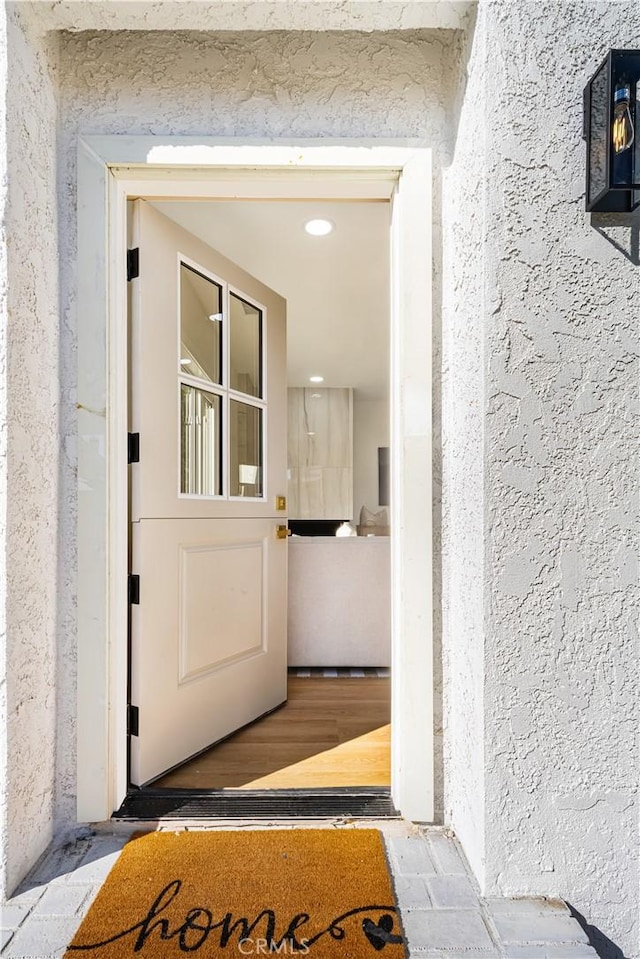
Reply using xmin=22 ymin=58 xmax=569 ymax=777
xmin=0 ymin=5 xmax=60 ymax=899
xmin=2 ymin=4 xmax=638 ymax=955
xmin=441 ymin=6 xmax=487 ymax=887
xmin=444 ymin=3 xmax=639 ymax=955
xmin=55 ymin=26 xmax=462 ymax=830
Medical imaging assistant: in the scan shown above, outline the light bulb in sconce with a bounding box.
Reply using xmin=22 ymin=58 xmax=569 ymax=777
xmin=613 ymin=82 xmax=635 ymax=153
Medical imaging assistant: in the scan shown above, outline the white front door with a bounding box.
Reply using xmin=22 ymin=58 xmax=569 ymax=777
xmin=128 ymin=200 xmax=288 ymax=787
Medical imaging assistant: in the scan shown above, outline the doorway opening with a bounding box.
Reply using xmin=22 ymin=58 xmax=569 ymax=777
xmin=123 ymin=197 xmax=392 ymax=809
xmin=76 ymin=139 xmax=433 ymax=826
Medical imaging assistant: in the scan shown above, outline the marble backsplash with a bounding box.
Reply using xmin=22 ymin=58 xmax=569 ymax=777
xmin=288 ymin=467 xmax=353 ymax=520
xmin=288 ymin=387 xmax=353 ymax=519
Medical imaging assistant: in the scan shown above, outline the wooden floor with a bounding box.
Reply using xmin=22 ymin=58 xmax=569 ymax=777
xmin=155 ymin=676 xmax=390 ymax=789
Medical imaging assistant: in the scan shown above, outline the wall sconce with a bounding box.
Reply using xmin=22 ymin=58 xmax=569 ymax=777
xmin=583 ymin=49 xmax=640 ymax=212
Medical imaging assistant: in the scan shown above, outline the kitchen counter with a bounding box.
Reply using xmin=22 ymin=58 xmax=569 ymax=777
xmin=287 ymin=535 xmax=391 ymax=667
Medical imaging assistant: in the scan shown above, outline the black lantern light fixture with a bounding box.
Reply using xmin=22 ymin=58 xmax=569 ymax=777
xmin=583 ymin=49 xmax=640 ymax=212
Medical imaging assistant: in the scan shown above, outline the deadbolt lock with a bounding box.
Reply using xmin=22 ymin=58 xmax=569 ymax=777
xmin=276 ymin=495 xmax=287 ymax=511
xmin=276 ymin=525 xmax=292 ymax=539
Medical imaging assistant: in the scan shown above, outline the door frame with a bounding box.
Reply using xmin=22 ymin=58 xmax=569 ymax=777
xmin=76 ymin=136 xmax=433 ymax=824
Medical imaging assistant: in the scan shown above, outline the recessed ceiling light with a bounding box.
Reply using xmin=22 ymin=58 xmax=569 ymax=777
xmin=180 ymin=358 xmax=192 ymax=365
xmin=307 ymin=432 xmax=316 ymax=436
xmin=309 ymin=375 xmax=324 ymax=383
xmin=304 ymin=218 xmax=334 ymax=237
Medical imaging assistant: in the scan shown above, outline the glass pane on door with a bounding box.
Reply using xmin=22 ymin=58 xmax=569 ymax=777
xmin=230 ymin=400 xmax=263 ymax=497
xmin=181 ymin=384 xmax=222 ymax=496
xmin=230 ymin=292 xmax=262 ymax=398
xmin=180 ymin=263 xmax=223 ymax=385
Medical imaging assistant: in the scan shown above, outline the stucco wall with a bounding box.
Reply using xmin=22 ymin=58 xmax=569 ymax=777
xmin=441 ymin=5 xmax=487 ymax=887
xmin=2 ymin=5 xmax=638 ymax=957
xmin=444 ymin=3 xmax=639 ymax=955
xmin=0 ymin=5 xmax=60 ymax=899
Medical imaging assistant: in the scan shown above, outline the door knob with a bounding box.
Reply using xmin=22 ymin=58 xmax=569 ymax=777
xmin=276 ymin=525 xmax=292 ymax=539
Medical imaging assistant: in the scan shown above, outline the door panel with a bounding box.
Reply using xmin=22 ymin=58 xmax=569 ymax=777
xmin=130 ymin=202 xmax=287 ymax=523
xmin=129 ymin=201 xmax=287 ymax=787
xmin=130 ymin=518 xmax=286 ymax=786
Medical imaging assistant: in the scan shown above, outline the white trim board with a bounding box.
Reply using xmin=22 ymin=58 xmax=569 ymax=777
xmin=76 ymin=136 xmax=434 ymax=823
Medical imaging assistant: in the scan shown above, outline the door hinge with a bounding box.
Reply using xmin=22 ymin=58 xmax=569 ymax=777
xmin=128 ymin=574 xmax=140 ymax=605
xmin=127 ymin=248 xmax=140 ymax=281
xmin=128 ymin=432 xmax=140 ymax=464
xmin=128 ymin=704 xmax=139 ymax=737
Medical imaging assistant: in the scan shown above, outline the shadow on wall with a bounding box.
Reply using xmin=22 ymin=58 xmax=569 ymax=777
xmin=566 ymin=903 xmax=627 ymax=959
xmin=591 ymin=211 xmax=640 ymax=265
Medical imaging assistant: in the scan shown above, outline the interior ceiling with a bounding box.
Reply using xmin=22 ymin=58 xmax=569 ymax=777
xmin=151 ymin=200 xmax=390 ymax=402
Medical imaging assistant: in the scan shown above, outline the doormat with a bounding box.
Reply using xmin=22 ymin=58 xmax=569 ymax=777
xmin=65 ymin=829 xmax=406 ymax=958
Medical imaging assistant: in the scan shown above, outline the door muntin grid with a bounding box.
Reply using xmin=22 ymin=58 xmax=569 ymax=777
xmin=178 ymin=257 xmax=267 ymax=502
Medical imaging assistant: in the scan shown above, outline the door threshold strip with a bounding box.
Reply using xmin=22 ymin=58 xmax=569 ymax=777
xmin=113 ymin=787 xmax=399 ymax=820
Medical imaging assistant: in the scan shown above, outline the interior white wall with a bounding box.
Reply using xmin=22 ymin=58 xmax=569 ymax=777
xmin=0 ymin=4 xmax=60 ymax=899
xmin=444 ymin=3 xmax=640 ymax=955
xmin=353 ymin=397 xmax=389 ymax=522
